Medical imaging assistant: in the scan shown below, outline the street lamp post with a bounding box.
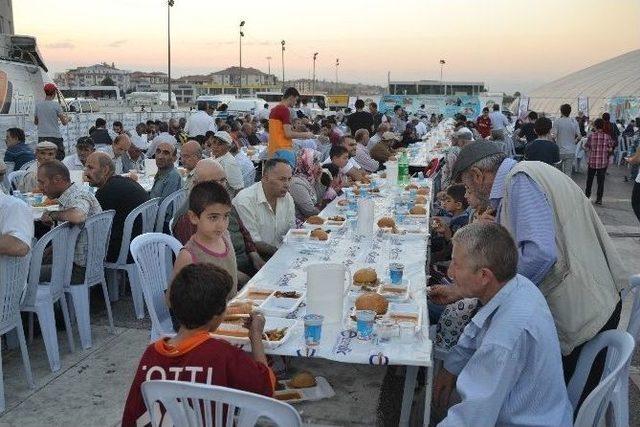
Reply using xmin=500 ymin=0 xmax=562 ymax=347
xmin=167 ymin=0 xmax=174 ymax=112
xmin=239 ymin=20 xmax=245 ymax=98
xmin=312 ymin=52 xmax=318 ymax=107
xmin=266 ymin=56 xmax=272 ymax=76
xmin=281 ymin=40 xmax=286 ymax=92
xmin=335 ymin=58 xmax=339 ymax=93
xmin=439 ymin=59 xmax=446 ymax=95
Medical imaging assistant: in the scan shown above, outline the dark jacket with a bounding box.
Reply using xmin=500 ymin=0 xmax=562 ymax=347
xmin=524 ymin=139 xmax=560 ymax=165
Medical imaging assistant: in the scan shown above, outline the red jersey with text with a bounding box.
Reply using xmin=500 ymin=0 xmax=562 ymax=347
xmin=121 ymin=333 xmax=274 ymax=427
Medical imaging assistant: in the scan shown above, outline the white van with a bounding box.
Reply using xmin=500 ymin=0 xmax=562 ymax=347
xmin=195 ymin=95 xmax=236 ymax=111
xmin=65 ymin=98 xmax=100 ymax=113
xmin=227 ymin=98 xmax=267 ymax=115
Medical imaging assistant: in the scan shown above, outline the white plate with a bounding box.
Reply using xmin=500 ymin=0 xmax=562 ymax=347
xmin=259 ymin=291 xmax=305 ymax=317
xmin=274 ymin=376 xmax=335 ymax=403
xmin=234 ymin=286 xmax=277 ymax=303
xmin=212 ymin=317 xmax=298 ymax=349
xmin=377 ymin=277 xmax=411 ymax=302
xmin=284 ymin=229 xmax=311 ymax=244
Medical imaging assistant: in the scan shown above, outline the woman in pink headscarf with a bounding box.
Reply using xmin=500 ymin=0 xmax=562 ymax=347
xmin=289 ymin=148 xmax=324 ymax=222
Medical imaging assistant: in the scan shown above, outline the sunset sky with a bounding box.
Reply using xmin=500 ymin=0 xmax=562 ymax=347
xmin=13 ymin=0 xmax=640 ymax=93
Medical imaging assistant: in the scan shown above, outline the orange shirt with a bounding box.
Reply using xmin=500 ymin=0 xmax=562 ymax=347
xmin=267 ymin=103 xmax=292 ymax=155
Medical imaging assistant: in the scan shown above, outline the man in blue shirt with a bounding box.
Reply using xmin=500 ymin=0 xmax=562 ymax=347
xmin=4 ymin=128 xmax=35 ymax=170
xmin=432 ymin=223 xmax=573 ymax=426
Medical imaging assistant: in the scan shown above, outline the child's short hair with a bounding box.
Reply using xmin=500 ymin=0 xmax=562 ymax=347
xmin=329 ymin=145 xmax=348 ymax=159
xmin=446 ymin=184 xmax=469 ymax=209
xmin=189 ymin=181 xmax=231 ymax=216
xmin=169 ymin=263 xmax=232 ymax=329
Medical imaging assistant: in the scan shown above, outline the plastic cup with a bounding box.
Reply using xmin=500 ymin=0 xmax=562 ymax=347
xmin=356 ymin=310 xmax=376 ymax=340
xmin=303 ymin=314 xmax=324 ymax=346
xmin=399 ymin=321 xmax=416 ymax=343
xmin=389 ymin=263 xmax=405 ymax=285
xmin=377 ymin=319 xmax=398 ymax=343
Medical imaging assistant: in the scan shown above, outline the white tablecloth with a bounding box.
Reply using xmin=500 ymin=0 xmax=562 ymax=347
xmin=232 ymin=181 xmax=433 ymax=368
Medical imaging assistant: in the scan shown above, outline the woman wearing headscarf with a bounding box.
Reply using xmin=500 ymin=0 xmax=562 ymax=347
xmin=289 ymin=148 xmax=323 ymax=222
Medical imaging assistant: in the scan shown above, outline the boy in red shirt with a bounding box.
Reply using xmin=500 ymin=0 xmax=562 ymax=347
xmin=121 ymin=263 xmax=275 ymax=426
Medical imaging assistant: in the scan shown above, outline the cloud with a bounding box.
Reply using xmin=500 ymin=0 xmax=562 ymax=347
xmin=107 ymin=39 xmax=128 ymax=48
xmin=44 ymin=41 xmax=75 ymax=49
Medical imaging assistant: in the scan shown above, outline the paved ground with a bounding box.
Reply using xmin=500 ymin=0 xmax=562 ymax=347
xmin=0 ymin=163 xmax=639 ymax=426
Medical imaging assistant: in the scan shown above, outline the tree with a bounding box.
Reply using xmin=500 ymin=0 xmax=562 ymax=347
xmin=101 ymin=76 xmax=116 ymax=86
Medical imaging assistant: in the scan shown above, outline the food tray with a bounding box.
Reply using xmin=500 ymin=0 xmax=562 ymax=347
xmin=386 ymin=302 xmax=423 ymax=330
xmin=303 ymin=216 xmax=346 ymax=230
xmin=258 ymin=291 xmax=305 ymax=317
xmin=212 ymin=317 xmax=298 ymax=349
xmin=377 ymin=277 xmax=411 ymax=302
xmin=274 ymin=376 xmax=335 ymax=403
xmin=284 ymin=228 xmax=311 ymax=244
xmin=234 ymin=286 xmax=277 ymax=303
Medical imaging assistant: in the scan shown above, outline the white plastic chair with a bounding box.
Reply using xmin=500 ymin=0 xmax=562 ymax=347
xmin=105 ymin=198 xmax=160 ymax=319
xmin=141 ymin=380 xmax=302 ymax=427
xmin=130 ymin=233 xmax=182 ymax=341
xmin=155 ymin=189 xmax=187 ymax=233
xmin=567 ymin=330 xmax=635 ymax=427
xmin=7 ymin=170 xmax=28 ymax=192
xmin=21 ymin=222 xmax=79 ymax=372
xmin=0 ymin=254 xmax=35 ymax=412
xmin=19 ymin=160 xmax=36 ymax=171
xmin=609 ymin=274 xmax=640 ymax=427
xmin=64 ymin=210 xmax=115 ymax=350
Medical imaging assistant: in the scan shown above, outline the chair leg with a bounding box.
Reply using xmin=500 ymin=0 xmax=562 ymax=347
xmin=127 ymin=267 xmax=145 ymax=320
xmin=35 ymin=305 xmax=61 ymax=372
xmin=58 ymin=296 xmax=75 ymax=354
xmin=100 ymin=281 xmax=115 ymax=333
xmin=28 ymin=312 xmax=34 ymax=344
xmin=0 ymin=345 xmax=5 ymax=413
xmin=107 ymin=269 xmax=120 ymax=303
xmin=15 ymin=321 xmax=35 ymax=388
xmin=67 ymin=286 xmax=92 ymax=350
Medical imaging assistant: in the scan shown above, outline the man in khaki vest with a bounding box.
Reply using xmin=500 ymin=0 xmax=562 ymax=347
xmin=430 ymin=142 xmax=626 ymax=405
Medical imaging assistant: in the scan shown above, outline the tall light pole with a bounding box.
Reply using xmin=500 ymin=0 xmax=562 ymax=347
xmin=266 ymin=56 xmax=272 ymax=77
xmin=239 ymin=20 xmax=245 ymax=97
xmin=335 ymin=58 xmax=339 ymax=93
xmin=439 ymin=59 xmax=446 ymax=96
xmin=167 ymin=0 xmax=174 ymax=111
xmin=312 ymin=52 xmax=318 ymax=106
xmin=281 ymin=40 xmax=286 ymax=92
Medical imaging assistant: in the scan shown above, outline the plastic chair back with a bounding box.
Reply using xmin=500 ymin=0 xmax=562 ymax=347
xmin=7 ymin=170 xmax=28 ymax=191
xmin=567 ymin=330 xmax=635 ymax=426
xmin=626 ymin=274 xmax=640 ymax=340
xmin=130 ymin=233 xmax=182 ymax=340
xmin=155 ymin=189 xmax=187 ymax=233
xmin=141 ymin=380 xmax=302 ymax=427
xmin=0 ymin=253 xmax=32 ymax=335
xmin=19 ymin=160 xmax=36 ymax=171
xmin=114 ymin=198 xmax=160 ymax=265
xmin=23 ymin=222 xmax=79 ymax=307
xmin=77 ymin=210 xmax=115 ymax=285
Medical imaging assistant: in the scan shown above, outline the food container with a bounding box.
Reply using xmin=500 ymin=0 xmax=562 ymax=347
xmin=273 ymin=376 xmax=335 ymax=403
xmin=212 ymin=317 xmax=298 ymax=349
xmin=259 ymin=290 xmax=305 ymax=317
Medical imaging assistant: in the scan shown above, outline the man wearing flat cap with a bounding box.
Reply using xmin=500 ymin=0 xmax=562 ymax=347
xmin=430 ymin=142 xmax=626 ymax=403
xmin=16 ymin=141 xmax=58 ymax=193
xmin=210 ymin=130 xmax=244 ymax=193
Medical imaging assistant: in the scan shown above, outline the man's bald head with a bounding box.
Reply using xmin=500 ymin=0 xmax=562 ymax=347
xmin=113 ymin=134 xmax=131 ymax=156
xmin=85 ymin=152 xmax=115 ymax=187
xmin=193 ymin=158 xmax=226 ymax=186
xmin=377 ymin=123 xmax=390 ymax=134
xmin=180 ymin=140 xmax=203 ymax=171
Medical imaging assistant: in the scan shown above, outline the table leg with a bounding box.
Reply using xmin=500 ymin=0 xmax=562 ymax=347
xmin=399 ymin=365 xmax=419 ymax=426
xmin=424 ymin=364 xmax=433 ymax=427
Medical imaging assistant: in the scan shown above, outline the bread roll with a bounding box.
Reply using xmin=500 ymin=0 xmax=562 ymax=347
xmin=355 ymin=292 xmax=389 ymax=315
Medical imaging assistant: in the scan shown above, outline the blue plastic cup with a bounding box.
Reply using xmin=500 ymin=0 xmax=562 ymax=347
xmin=356 ymin=310 xmax=376 ymax=340
xmin=389 ymin=263 xmax=405 ymax=284
xmin=303 ymin=314 xmax=324 ymax=346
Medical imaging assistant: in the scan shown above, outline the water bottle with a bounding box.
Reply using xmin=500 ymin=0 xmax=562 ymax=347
xmin=398 ymin=151 xmax=409 ymax=186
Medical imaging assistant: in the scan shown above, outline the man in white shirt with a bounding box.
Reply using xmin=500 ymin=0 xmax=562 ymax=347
xmin=488 ymin=104 xmax=510 ymax=134
xmin=368 ymin=123 xmax=390 ymax=151
xmin=146 ymin=122 xmax=178 ymax=158
xmin=63 ymin=137 xmax=95 ymax=171
xmin=0 ymin=191 xmax=33 ymax=256
xmin=232 ymin=158 xmax=295 ymax=257
xmin=552 ymin=104 xmax=581 ymax=176
xmin=431 ymin=223 xmax=572 ymax=427
xmin=185 ymin=101 xmax=217 ymax=139
xmin=414 ymin=116 xmax=428 ymax=138
xmin=211 ymin=131 xmax=244 ymax=193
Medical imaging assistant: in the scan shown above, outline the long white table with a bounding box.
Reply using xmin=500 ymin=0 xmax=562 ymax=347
xmin=231 ymin=179 xmax=434 ymax=425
